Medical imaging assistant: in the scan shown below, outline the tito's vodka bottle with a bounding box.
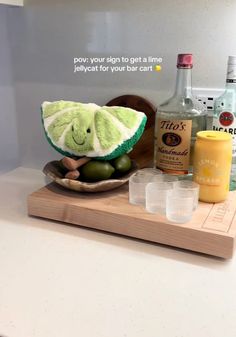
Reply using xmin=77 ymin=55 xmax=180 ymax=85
xmin=154 ymin=54 xmax=207 ymax=175
xmin=212 ymin=56 xmax=236 ymax=186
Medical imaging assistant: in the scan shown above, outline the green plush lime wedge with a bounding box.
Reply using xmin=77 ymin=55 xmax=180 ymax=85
xmin=41 ymin=100 xmax=147 ymax=160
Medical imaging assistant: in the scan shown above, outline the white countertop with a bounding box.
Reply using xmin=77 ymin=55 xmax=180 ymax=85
xmin=0 ymin=167 xmax=236 ymax=337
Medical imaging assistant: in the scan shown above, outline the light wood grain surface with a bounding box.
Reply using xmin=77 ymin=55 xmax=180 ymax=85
xmin=28 ymin=183 xmax=236 ymax=258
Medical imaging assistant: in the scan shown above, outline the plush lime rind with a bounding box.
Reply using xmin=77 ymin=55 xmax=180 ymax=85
xmin=41 ymin=105 xmax=147 ymax=160
xmin=99 ymin=115 xmax=147 ymax=160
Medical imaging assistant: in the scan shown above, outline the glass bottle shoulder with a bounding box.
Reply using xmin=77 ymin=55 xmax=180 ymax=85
xmin=215 ymin=89 xmax=235 ymax=103
xmin=157 ymin=94 xmax=207 ymax=118
xmin=214 ymin=87 xmax=236 ymax=116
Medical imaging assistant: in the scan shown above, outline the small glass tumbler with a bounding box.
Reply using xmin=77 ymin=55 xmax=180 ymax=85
xmin=139 ymin=168 xmax=163 ymax=176
xmin=166 ymin=189 xmax=194 ymax=223
xmin=152 ymin=174 xmax=179 ymax=185
xmin=173 ymin=180 xmax=199 ymax=210
xmin=145 ymin=181 xmax=173 ymax=215
xmin=129 ymin=169 xmax=162 ymax=205
xmin=137 ymin=168 xmax=163 ymax=182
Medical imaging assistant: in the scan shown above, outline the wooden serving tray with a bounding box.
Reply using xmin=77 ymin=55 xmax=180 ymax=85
xmin=28 ymin=183 xmax=236 ymax=259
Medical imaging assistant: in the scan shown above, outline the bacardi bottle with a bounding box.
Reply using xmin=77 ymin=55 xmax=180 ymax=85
xmin=212 ymin=56 xmax=236 ymax=186
xmin=154 ymin=54 xmax=207 ymax=175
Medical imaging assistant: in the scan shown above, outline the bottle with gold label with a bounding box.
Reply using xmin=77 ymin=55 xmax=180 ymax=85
xmin=154 ymin=54 xmax=207 ymax=175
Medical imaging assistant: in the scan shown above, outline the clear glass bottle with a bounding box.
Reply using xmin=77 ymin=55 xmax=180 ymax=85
xmin=154 ymin=54 xmax=207 ymax=175
xmin=212 ymin=56 xmax=236 ymax=189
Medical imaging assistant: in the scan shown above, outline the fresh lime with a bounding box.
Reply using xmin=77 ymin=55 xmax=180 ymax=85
xmin=112 ymin=154 xmax=131 ymax=173
xmin=80 ymin=160 xmax=115 ymax=182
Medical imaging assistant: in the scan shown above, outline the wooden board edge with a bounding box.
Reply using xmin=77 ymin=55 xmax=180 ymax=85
xmin=27 ymin=195 xmax=235 ymax=259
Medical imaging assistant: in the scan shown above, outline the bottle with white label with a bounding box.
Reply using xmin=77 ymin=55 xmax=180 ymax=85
xmin=154 ymin=54 xmax=207 ymax=175
xmin=212 ymin=56 xmax=236 ymax=187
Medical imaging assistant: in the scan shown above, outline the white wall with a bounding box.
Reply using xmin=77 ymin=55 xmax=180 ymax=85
xmin=0 ymin=6 xmax=19 ymax=172
xmin=5 ymin=0 xmax=236 ymax=168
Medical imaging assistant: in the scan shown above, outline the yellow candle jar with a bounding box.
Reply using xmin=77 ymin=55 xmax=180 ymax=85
xmin=193 ymin=131 xmax=232 ymax=203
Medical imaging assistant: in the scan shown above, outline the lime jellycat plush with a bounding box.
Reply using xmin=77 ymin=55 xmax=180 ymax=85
xmin=41 ymin=100 xmax=147 ymax=160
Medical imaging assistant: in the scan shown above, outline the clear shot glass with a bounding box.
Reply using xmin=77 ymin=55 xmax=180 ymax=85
xmin=129 ymin=169 xmax=163 ymax=205
xmin=152 ymin=173 xmax=179 ymax=185
xmin=138 ymin=168 xmax=163 ymax=177
xmin=166 ymin=189 xmax=194 ymax=224
xmin=145 ymin=181 xmax=173 ymax=215
xmin=173 ymin=180 xmax=199 ymax=211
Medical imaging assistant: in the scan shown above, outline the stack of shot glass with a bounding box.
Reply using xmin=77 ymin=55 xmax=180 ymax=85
xmin=129 ymin=168 xmax=199 ymax=224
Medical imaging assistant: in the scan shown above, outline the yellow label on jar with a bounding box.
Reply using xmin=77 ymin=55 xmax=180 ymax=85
xmin=156 ymin=118 xmax=192 ymax=172
xmin=194 ymin=158 xmax=223 ymax=186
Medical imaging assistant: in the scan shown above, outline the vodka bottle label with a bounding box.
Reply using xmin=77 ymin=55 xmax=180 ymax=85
xmin=212 ymin=112 xmax=236 ymax=158
xmin=155 ymin=118 xmax=192 ymax=172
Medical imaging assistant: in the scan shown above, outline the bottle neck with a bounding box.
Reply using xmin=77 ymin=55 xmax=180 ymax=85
xmin=174 ymin=67 xmax=192 ymax=97
xmin=225 ymin=63 xmax=236 ymax=91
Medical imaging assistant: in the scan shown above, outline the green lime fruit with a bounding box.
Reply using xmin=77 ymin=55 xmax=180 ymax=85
xmin=41 ymin=100 xmax=147 ymax=160
xmin=80 ymin=160 xmax=115 ymax=182
xmin=112 ymin=154 xmax=132 ymax=173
